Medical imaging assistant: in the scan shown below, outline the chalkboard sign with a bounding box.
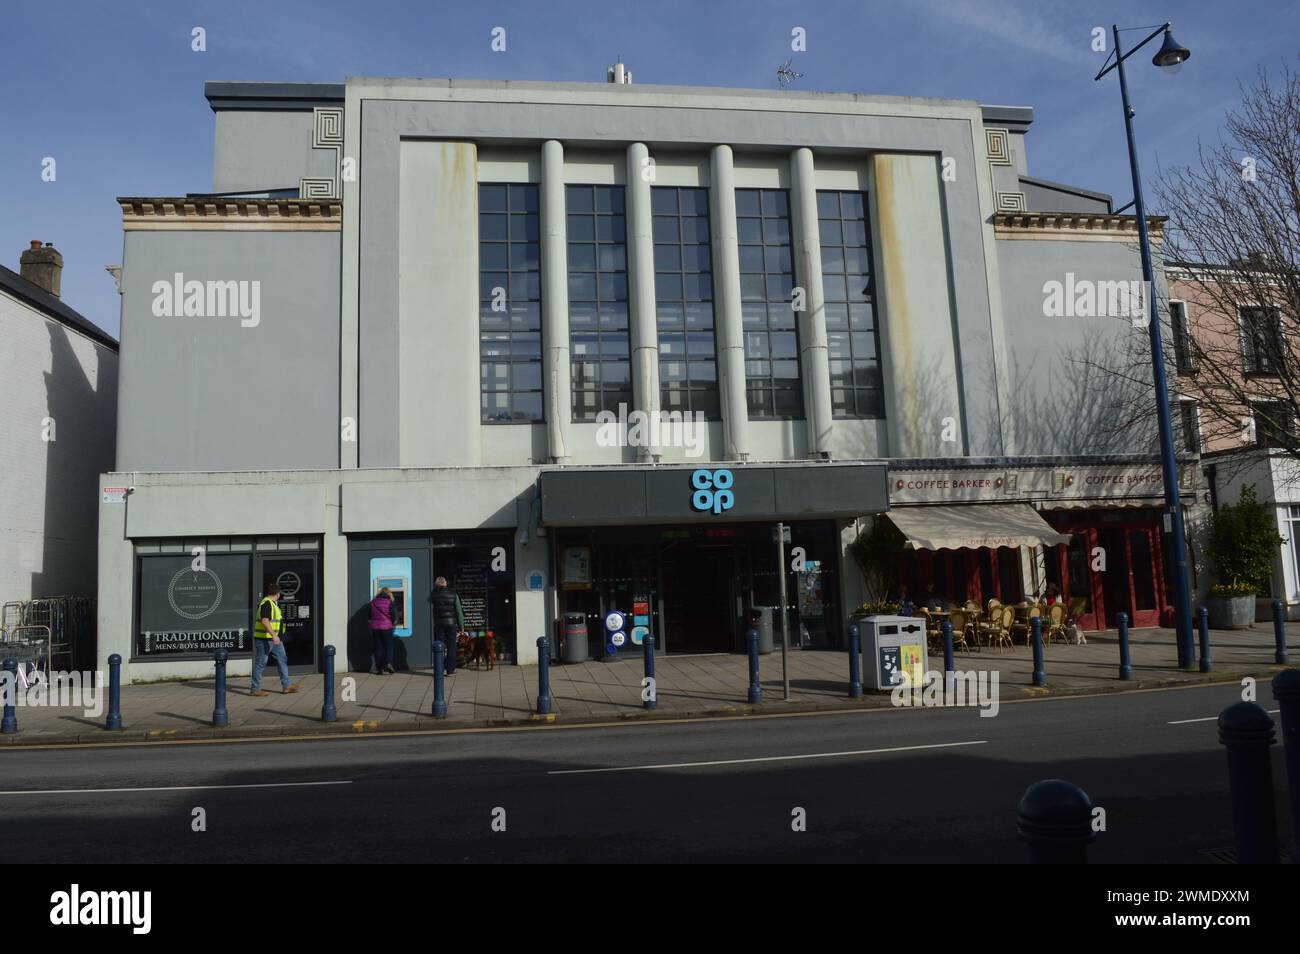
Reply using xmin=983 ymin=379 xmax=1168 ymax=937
xmin=455 ymin=563 xmax=489 ymax=632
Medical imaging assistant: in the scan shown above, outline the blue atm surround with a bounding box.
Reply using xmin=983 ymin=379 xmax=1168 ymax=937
xmin=370 ymin=557 xmax=413 ymax=638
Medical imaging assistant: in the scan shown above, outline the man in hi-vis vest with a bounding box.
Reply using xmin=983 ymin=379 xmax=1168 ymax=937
xmin=250 ymin=583 xmax=301 ymax=696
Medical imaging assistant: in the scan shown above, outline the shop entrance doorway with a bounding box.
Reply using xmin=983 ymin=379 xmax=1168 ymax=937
xmin=660 ymin=542 xmax=739 ymax=653
xmin=1044 ymin=510 xmax=1167 ymax=630
xmin=255 ymin=553 xmax=318 ymax=673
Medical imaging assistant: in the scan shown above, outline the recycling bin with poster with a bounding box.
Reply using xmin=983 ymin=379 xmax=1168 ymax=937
xmin=858 ymin=615 xmax=928 ymax=690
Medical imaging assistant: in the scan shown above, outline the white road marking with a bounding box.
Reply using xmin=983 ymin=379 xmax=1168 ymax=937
xmin=547 ymin=739 xmax=988 ymax=775
xmin=0 ymin=780 xmax=352 ymax=796
xmin=1168 ymin=708 xmax=1279 ymax=725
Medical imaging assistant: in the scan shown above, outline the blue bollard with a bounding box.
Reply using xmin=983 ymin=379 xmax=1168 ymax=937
xmin=1271 ymin=669 xmax=1300 ymax=860
xmin=847 ymin=624 xmax=862 ymax=699
xmin=747 ymin=628 xmax=762 ymax=704
xmin=1018 ymin=779 xmax=1094 ymax=864
xmin=643 ymin=631 xmax=657 ymax=710
xmin=321 ymin=645 xmax=337 ymax=722
xmin=1117 ymin=612 xmax=1132 ymax=681
xmin=536 ymin=636 xmax=554 ymax=715
xmin=1197 ymin=606 xmax=1212 ymax=673
xmin=431 ymin=641 xmax=447 ymax=717
xmin=1031 ymin=617 xmax=1046 ymax=688
xmin=212 ymin=648 xmax=229 ymax=727
xmin=942 ymin=621 xmax=955 ymax=673
xmin=106 ymin=653 xmax=122 ymax=730
xmin=1273 ymin=600 xmax=1289 ymax=665
xmin=1217 ymin=701 xmax=1279 ymax=864
xmin=2 ymin=658 xmax=17 ymax=734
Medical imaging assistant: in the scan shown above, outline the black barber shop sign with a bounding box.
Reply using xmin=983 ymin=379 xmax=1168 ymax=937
xmin=135 ymin=553 xmax=254 ymax=656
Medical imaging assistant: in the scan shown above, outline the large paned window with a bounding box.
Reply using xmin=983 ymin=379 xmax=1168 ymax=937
xmin=737 ymin=188 xmax=802 ymax=419
xmin=567 ymin=185 xmax=630 ymax=420
xmin=817 ymin=190 xmax=883 ymax=419
xmin=652 ymin=186 xmax=720 ymax=419
xmin=479 ymin=184 xmax=542 ymax=422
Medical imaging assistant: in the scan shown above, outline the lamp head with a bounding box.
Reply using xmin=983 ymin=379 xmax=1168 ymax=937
xmin=1152 ymin=28 xmax=1190 ymax=70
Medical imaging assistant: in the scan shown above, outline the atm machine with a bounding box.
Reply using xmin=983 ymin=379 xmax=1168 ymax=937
xmin=369 ymin=557 xmax=412 ymax=638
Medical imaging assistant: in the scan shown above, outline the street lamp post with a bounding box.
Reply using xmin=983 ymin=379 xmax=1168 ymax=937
xmin=1095 ymin=22 xmax=1195 ymax=668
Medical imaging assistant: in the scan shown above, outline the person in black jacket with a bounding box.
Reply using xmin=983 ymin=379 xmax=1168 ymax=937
xmin=428 ymin=576 xmax=465 ymax=675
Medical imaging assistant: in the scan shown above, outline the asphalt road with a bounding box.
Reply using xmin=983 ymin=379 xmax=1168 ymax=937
xmin=0 ymin=681 xmax=1291 ymax=863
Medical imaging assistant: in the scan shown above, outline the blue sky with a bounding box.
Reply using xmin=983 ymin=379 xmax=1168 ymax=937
xmin=2 ymin=0 xmax=1296 ymax=337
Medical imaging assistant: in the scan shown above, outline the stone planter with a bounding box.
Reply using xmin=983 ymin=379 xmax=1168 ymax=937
xmin=1208 ymin=595 xmax=1255 ymax=630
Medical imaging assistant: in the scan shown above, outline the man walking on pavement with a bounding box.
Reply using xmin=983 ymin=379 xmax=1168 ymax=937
xmin=429 ymin=576 xmax=465 ymax=676
xmin=251 ymin=583 xmax=301 ymax=696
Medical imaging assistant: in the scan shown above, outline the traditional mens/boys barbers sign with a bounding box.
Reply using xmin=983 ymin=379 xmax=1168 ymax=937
xmin=136 ymin=553 xmax=253 ymax=656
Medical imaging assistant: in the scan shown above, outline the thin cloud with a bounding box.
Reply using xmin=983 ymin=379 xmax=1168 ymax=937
xmin=914 ymin=0 xmax=1097 ymax=68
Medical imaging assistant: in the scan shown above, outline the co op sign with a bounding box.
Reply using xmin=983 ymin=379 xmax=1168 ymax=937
xmin=690 ymin=469 xmax=735 ymax=515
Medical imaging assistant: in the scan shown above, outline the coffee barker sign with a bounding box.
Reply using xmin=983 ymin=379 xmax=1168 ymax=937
xmin=691 ymin=469 xmax=735 ymax=515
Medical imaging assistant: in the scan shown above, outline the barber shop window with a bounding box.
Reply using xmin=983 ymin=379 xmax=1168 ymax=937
xmin=653 ymin=186 xmax=720 ymax=419
xmin=480 ymin=184 xmax=543 ymax=422
xmin=818 ymin=190 xmax=883 ymax=419
xmin=737 ymin=188 xmax=803 ymax=419
xmin=568 ymin=185 xmax=630 ymax=420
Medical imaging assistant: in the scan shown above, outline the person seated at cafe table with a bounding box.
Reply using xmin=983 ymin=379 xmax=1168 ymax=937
xmin=920 ymin=583 xmax=948 ymax=612
xmin=890 ymin=582 xmax=916 ymax=616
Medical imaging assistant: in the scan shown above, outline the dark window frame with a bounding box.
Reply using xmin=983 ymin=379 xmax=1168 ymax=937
xmin=567 ymin=184 xmax=631 ymax=422
xmin=817 ymin=189 xmax=884 ymax=420
xmin=479 ymin=183 xmax=544 ymax=423
xmin=653 ymin=185 xmax=720 ymax=420
xmin=736 ymin=187 xmax=803 ymax=420
xmin=1168 ymin=299 xmax=1197 ymax=374
xmin=1240 ymin=305 xmax=1283 ymax=377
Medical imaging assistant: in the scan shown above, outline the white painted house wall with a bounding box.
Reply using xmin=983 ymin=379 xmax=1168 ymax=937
xmin=0 ymin=287 xmax=117 ymax=601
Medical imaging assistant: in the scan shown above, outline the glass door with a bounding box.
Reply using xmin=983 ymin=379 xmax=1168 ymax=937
xmin=1127 ymin=529 xmax=1161 ymax=627
xmin=256 ymin=554 xmax=318 ymax=672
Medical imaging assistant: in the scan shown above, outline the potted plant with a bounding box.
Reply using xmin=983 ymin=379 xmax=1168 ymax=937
xmin=851 ymin=600 xmax=901 ymax=619
xmin=1206 ymin=487 xmax=1284 ymax=629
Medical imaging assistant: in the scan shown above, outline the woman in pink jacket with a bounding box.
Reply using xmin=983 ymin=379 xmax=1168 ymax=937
xmin=370 ymin=587 xmax=397 ymax=674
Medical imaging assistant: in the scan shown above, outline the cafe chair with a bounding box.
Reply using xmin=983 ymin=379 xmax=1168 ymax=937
xmin=947 ymin=609 xmax=973 ymax=653
xmin=1045 ymin=603 xmax=1068 ymax=645
xmin=979 ymin=604 xmax=1015 ymax=652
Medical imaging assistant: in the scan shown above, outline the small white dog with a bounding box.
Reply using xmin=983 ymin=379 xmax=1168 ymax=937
xmin=1067 ymin=621 xmax=1088 ymax=645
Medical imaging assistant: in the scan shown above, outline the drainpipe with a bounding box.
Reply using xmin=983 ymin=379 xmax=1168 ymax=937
xmin=541 ymin=140 xmax=572 ymax=462
xmin=710 ymin=144 xmax=750 ymax=461
xmin=626 ymin=142 xmax=662 ymax=462
xmin=791 ymin=147 xmax=832 ymax=459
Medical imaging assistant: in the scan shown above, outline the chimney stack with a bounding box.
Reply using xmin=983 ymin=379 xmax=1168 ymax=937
xmin=606 ymin=62 xmax=632 ymax=84
xmin=20 ymin=240 xmax=63 ymax=297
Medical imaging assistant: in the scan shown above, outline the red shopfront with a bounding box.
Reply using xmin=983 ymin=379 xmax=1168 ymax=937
xmin=1041 ymin=507 xmax=1169 ymax=629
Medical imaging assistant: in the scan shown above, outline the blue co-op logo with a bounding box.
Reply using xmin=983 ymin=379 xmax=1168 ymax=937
xmin=691 ymin=469 xmax=735 ymax=514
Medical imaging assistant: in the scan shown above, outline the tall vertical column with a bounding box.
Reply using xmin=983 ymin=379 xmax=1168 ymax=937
xmin=791 ymin=147 xmax=833 ymax=459
xmin=709 ymin=144 xmax=750 ymax=461
xmin=541 ymin=140 xmax=572 ymax=463
xmin=626 ymin=142 xmax=661 ymax=462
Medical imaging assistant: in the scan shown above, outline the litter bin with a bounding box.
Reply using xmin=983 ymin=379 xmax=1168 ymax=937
xmin=562 ymin=613 xmax=589 ymax=663
xmin=750 ymin=607 xmax=775 ymax=654
xmin=858 ymin=615 xmax=928 ymax=690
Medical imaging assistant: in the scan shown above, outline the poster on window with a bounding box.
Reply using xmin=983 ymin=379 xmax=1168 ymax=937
xmin=562 ymin=546 xmax=592 ymax=590
xmin=136 ymin=553 xmax=252 ymax=656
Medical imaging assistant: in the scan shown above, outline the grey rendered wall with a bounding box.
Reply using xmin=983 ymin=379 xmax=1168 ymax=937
xmin=116 ymin=230 xmax=340 ymax=471
xmin=996 ymin=236 xmax=1168 ymax=456
xmin=213 ymin=111 xmax=335 ymax=193
xmin=346 ymin=80 xmax=1009 ymax=467
xmin=0 ymin=290 xmax=117 ymax=599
